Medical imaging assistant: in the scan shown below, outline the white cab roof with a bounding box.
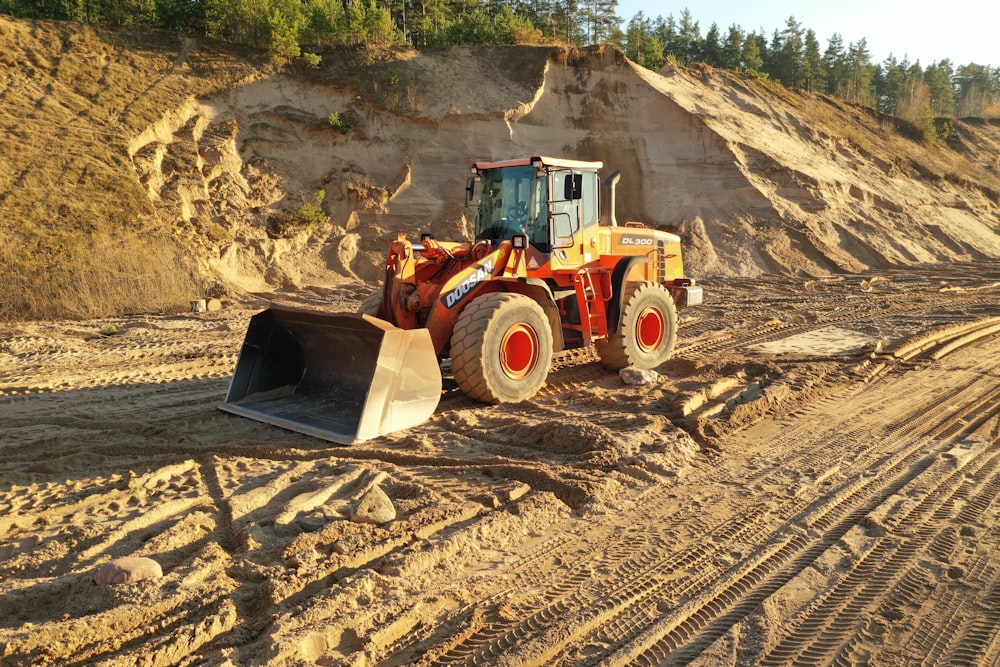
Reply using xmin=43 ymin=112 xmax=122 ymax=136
xmin=472 ymin=156 xmax=603 ymax=171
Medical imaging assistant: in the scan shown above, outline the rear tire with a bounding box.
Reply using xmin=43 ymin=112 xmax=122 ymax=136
xmin=451 ymin=293 xmax=553 ymax=403
xmin=596 ymin=282 xmax=677 ymax=371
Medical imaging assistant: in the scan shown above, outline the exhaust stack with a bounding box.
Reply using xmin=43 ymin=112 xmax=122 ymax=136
xmin=601 ymin=169 xmax=621 ymax=227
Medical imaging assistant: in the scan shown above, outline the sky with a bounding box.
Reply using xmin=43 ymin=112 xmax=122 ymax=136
xmin=613 ymin=1 xmax=999 ymax=67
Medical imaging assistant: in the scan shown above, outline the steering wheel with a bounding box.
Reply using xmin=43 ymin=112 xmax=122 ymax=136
xmin=506 ymin=202 xmax=528 ymax=219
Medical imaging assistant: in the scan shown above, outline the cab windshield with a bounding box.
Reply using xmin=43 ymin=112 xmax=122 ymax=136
xmin=476 ymin=165 xmax=548 ymax=250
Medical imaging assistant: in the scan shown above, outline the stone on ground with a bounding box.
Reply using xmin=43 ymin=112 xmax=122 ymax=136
xmin=351 ymin=485 xmax=396 ymax=525
xmin=95 ymin=556 xmax=163 ymax=585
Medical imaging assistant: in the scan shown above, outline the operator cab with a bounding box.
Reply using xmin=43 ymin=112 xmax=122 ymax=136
xmin=474 ymin=163 xmax=548 ymax=249
xmin=467 ymin=156 xmax=602 ymax=254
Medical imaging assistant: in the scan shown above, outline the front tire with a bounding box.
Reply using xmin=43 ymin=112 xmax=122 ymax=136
xmin=451 ymin=293 xmax=553 ymax=403
xmin=596 ymin=282 xmax=677 ymax=371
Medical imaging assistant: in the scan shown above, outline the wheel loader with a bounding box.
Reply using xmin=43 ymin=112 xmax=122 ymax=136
xmin=220 ymin=156 xmax=703 ymax=444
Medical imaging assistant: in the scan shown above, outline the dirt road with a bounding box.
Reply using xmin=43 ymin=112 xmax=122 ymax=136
xmin=1 ymin=263 xmax=999 ymax=665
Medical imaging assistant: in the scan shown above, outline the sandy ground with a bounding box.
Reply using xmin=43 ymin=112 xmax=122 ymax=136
xmin=2 ymin=262 xmax=998 ymax=665
xmin=3 ymin=19 xmax=1000 ymax=665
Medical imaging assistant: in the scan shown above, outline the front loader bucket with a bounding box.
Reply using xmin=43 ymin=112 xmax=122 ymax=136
xmin=220 ymin=307 xmax=442 ymax=444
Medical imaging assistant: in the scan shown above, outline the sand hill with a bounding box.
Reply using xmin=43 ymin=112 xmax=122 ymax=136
xmin=2 ymin=17 xmax=999 ymax=308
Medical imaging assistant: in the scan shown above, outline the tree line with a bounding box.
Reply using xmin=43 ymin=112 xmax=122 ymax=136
xmin=3 ymin=0 xmax=998 ymax=123
xmin=625 ymin=12 xmax=999 ymax=122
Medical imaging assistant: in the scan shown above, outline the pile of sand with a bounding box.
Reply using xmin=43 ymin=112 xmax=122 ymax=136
xmin=123 ymin=45 xmax=1000 ymax=296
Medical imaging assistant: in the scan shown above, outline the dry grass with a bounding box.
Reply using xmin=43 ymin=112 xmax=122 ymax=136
xmin=0 ymin=16 xmax=266 ymax=320
xmin=0 ymin=231 xmax=201 ymax=320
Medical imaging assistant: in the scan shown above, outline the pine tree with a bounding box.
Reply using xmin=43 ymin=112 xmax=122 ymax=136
xmin=206 ymin=0 xmax=270 ymax=46
xmin=954 ymin=63 xmax=998 ymax=117
xmin=654 ymin=14 xmax=679 ymax=62
xmin=362 ymin=0 xmax=400 ymax=44
xmin=770 ymin=16 xmax=804 ymax=87
xmin=267 ymin=3 xmax=301 ymax=60
xmin=923 ymin=60 xmax=956 ymax=116
xmin=578 ymin=0 xmax=617 ymax=43
xmin=823 ymin=33 xmax=848 ymax=96
xmin=625 ymin=12 xmax=664 ymax=70
xmin=548 ymin=0 xmax=583 ymax=44
xmin=803 ymin=29 xmax=824 ymax=92
xmin=878 ymin=54 xmax=904 ymax=113
xmin=700 ymin=22 xmax=722 ymax=67
xmin=720 ymin=24 xmax=743 ymax=70
xmin=301 ymin=0 xmax=346 ymax=49
xmin=513 ymin=0 xmax=550 ymax=36
xmin=742 ymin=31 xmax=764 ymax=76
xmin=675 ymin=8 xmax=699 ymax=65
xmin=844 ymin=38 xmax=876 ymax=106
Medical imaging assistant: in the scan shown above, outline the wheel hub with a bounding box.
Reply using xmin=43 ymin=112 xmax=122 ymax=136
xmin=636 ymin=306 xmax=665 ymax=353
xmin=500 ymin=323 xmax=539 ymax=380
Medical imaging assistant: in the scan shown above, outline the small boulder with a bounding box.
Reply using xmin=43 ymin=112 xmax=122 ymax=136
xmin=351 ymin=485 xmax=396 ymax=525
xmin=620 ymin=366 xmax=660 ymax=386
xmin=95 ymin=557 xmax=163 ymax=585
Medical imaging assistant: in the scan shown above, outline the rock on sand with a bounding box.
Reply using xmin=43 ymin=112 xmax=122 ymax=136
xmin=95 ymin=556 xmax=163 ymax=585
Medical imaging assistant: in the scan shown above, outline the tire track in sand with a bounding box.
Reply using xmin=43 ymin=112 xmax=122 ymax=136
xmin=382 ymin=330 xmax=1000 ymax=666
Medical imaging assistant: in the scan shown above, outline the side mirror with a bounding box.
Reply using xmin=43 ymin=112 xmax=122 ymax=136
xmin=563 ymin=174 xmax=583 ymax=200
xmin=465 ymin=176 xmax=478 ymax=206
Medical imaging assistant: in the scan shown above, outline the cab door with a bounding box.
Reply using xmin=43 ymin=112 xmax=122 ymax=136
xmin=549 ymin=169 xmax=600 ymax=267
xmin=550 ymin=170 xmax=581 ymax=252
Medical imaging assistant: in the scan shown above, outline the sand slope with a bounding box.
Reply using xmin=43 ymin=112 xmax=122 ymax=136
xmin=132 ymin=45 xmax=999 ymax=290
xmin=2 ymin=19 xmax=998 ymax=295
xmin=2 ymin=18 xmax=1000 ymax=666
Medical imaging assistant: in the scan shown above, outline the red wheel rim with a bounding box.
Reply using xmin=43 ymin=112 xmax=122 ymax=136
xmin=636 ymin=305 xmax=665 ymax=353
xmin=500 ymin=324 xmax=539 ymax=379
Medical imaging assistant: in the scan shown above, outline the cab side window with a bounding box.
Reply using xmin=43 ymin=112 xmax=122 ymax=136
xmin=551 ymin=171 xmax=580 ymax=248
xmin=580 ymin=171 xmax=598 ymax=229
